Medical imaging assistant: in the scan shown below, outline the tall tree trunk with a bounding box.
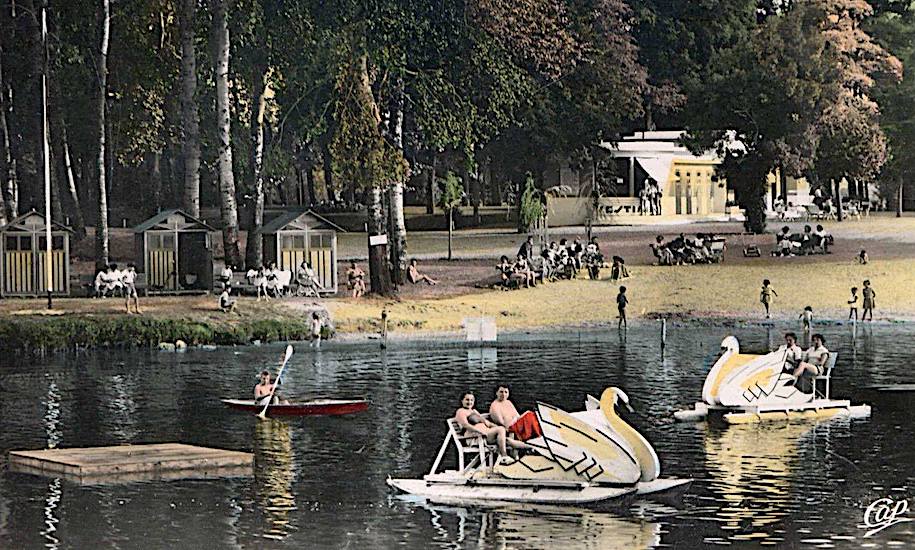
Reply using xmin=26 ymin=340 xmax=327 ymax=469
xmin=426 ymin=151 xmax=436 ymax=214
xmin=0 ymin=42 xmax=10 ymax=226
xmin=387 ymin=75 xmax=407 ymax=285
xmin=95 ymin=0 xmax=110 ymax=270
xmin=244 ymin=67 xmax=267 ymax=270
xmin=367 ymin=185 xmax=393 ymax=296
xmin=213 ymin=0 xmax=242 ymax=268
xmin=150 ymin=151 xmax=162 ymax=213
xmin=60 ymin=129 xmax=85 ymax=238
xmin=305 ymin=146 xmax=317 ymax=207
xmin=898 ymin=176 xmax=904 ymax=218
xmin=834 ymin=177 xmax=844 ymax=222
xmin=179 ymin=0 xmax=200 ymax=217
xmin=321 ymin=136 xmax=336 ymax=203
xmin=470 ymin=149 xmax=481 ymax=224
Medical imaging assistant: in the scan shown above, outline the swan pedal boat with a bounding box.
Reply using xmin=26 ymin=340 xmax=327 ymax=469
xmin=221 ymin=398 xmax=368 ymax=417
xmin=674 ymin=336 xmax=870 ymax=424
xmin=387 ymin=387 xmax=691 ymax=507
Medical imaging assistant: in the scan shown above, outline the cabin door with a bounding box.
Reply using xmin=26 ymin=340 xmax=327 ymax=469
xmin=146 ymin=232 xmax=177 ymax=290
xmin=2 ymin=234 xmax=34 ymax=295
xmin=308 ymin=233 xmax=334 ymax=291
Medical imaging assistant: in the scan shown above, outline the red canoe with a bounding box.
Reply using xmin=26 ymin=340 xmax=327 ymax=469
xmin=221 ymin=398 xmax=369 ymax=417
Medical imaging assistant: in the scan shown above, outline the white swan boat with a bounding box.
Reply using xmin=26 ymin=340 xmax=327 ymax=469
xmin=674 ymin=336 xmax=871 ymax=424
xmin=387 ymin=387 xmax=691 ymax=507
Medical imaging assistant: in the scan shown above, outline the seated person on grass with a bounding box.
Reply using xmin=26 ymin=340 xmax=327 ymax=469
xmin=512 ymin=254 xmax=536 ymax=288
xmin=346 ymin=261 xmax=366 ymax=297
xmin=407 ymin=258 xmax=438 ymax=285
xmin=219 ymin=286 xmax=238 ymax=313
xmin=488 ymin=385 xmax=542 ymax=442
xmin=296 ymin=260 xmax=322 ymax=296
xmin=496 ymin=255 xmax=514 ymax=288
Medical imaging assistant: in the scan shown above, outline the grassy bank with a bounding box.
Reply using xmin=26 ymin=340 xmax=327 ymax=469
xmin=0 ymin=316 xmax=318 ymax=354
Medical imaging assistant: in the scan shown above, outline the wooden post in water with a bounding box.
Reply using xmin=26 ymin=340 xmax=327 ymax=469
xmin=661 ymin=318 xmax=667 ymax=349
xmin=381 ymin=308 xmax=388 ymax=349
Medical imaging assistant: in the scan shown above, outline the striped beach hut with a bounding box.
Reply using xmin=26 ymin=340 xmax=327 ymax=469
xmin=0 ymin=210 xmax=72 ymax=297
xmin=259 ymin=210 xmax=342 ymax=293
xmin=134 ymin=209 xmax=215 ymax=293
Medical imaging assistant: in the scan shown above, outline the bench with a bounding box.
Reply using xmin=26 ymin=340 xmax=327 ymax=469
xmin=429 ymin=417 xmax=498 ymax=475
xmin=813 ymin=353 xmax=838 ymax=400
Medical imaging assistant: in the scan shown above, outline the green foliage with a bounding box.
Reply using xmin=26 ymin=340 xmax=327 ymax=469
xmin=436 ymin=171 xmax=463 ymax=211
xmin=518 ymin=173 xmax=543 ymax=231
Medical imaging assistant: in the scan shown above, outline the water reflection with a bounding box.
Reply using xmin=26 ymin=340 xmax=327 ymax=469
xmin=40 ymin=478 xmax=61 ymax=549
xmin=414 ymin=500 xmax=661 ymax=550
xmin=703 ymin=421 xmax=818 ymax=544
xmin=253 ymin=419 xmax=297 ymax=541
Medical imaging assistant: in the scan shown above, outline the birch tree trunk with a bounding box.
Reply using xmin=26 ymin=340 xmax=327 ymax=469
xmin=61 ymin=129 xmax=85 ymax=238
xmin=213 ymin=0 xmax=242 ymax=268
xmin=426 ymin=151 xmax=436 ymax=215
xmin=244 ymin=67 xmax=268 ymax=270
xmin=95 ymin=0 xmax=110 ymax=270
xmin=179 ymin=0 xmax=201 ymax=217
xmin=0 ymin=42 xmax=10 ymax=226
xmin=321 ymin=137 xmax=336 ymax=203
xmin=470 ymin=149 xmax=481 ymax=224
xmin=387 ymin=76 xmax=407 ymax=285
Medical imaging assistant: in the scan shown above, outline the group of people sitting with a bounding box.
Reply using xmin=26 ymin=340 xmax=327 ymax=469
xmin=454 ymin=386 xmax=542 ymax=463
xmin=773 ymin=225 xmax=833 ymax=256
xmin=498 ymin=236 xmax=613 ymax=289
xmin=650 ymin=233 xmax=723 ymax=266
xmin=92 ymin=262 xmax=142 ymax=313
xmin=781 ymin=332 xmax=831 ymax=392
xmin=239 ymin=262 xmax=290 ymax=300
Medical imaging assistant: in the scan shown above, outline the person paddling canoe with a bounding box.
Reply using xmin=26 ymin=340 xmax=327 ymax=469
xmin=254 ymin=370 xmax=289 ymax=405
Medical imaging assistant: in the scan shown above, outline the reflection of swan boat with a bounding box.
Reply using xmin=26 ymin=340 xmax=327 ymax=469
xmin=387 ymin=387 xmax=691 ymax=506
xmin=415 ymin=500 xmax=662 ymax=550
xmin=675 ymin=336 xmax=870 ymax=424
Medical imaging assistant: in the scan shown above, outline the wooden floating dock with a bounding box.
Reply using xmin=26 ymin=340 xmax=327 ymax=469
xmin=8 ymin=443 xmax=253 ymax=485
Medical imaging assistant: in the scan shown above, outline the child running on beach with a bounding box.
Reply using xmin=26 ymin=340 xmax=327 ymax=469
xmin=616 ymin=286 xmax=629 ymax=329
xmin=862 ymin=280 xmax=876 ymax=321
xmin=760 ymin=279 xmax=777 ymax=319
xmin=799 ymin=306 xmax=814 ymax=332
xmin=848 ymin=287 xmax=859 ymax=321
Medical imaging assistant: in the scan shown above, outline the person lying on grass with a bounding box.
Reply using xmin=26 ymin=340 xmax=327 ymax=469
xmin=407 ymin=259 xmax=437 ymax=285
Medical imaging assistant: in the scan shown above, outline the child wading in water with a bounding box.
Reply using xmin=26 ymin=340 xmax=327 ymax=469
xmin=848 ymin=287 xmax=859 ymax=321
xmin=616 ymin=286 xmax=629 ymax=329
xmin=799 ymin=306 xmax=814 ymax=332
xmin=310 ymin=312 xmax=323 ymax=348
xmin=862 ymin=280 xmax=876 ymax=321
xmin=760 ymin=279 xmax=777 ymax=319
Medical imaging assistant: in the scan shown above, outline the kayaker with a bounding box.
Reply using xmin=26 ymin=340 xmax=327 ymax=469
xmin=254 ymin=371 xmax=288 ymax=405
xmin=488 ymin=386 xmax=542 ymax=442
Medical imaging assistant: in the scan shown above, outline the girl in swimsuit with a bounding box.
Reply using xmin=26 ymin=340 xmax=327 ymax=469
xmin=455 ymin=393 xmax=529 ymax=462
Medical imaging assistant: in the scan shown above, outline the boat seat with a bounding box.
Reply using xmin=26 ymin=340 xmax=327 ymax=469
xmin=813 ymin=353 xmax=838 ymax=400
xmin=426 ymin=418 xmax=498 ymax=475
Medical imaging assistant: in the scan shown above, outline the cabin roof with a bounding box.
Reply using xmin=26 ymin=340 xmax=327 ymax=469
xmin=0 ymin=210 xmax=73 ymax=233
xmin=133 ymin=209 xmax=215 ymax=233
xmin=258 ymin=209 xmax=345 ymax=234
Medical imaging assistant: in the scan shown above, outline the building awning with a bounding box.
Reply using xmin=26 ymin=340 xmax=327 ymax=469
xmin=636 ymin=157 xmax=673 ymax=185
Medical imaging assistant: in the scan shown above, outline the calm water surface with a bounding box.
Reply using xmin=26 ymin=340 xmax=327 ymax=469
xmin=1 ymin=325 xmax=913 ymax=549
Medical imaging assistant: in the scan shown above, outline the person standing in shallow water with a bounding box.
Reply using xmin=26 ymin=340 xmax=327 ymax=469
xmin=616 ymin=286 xmax=629 ymax=329
xmin=862 ymin=280 xmax=876 ymax=321
xmin=760 ymin=279 xmax=777 ymax=319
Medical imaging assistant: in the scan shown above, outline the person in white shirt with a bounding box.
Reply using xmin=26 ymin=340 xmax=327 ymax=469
xmin=122 ymin=263 xmax=141 ymax=314
xmin=792 ymin=333 xmax=830 ymax=380
xmin=110 ymin=264 xmax=125 ymax=296
xmin=781 ymin=332 xmax=805 ymax=372
xmin=219 ymin=286 xmax=237 ymax=313
xmin=219 ymin=265 xmax=233 ymax=290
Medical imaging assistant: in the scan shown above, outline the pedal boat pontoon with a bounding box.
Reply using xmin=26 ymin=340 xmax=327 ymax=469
xmin=674 ymin=336 xmax=870 ymax=424
xmin=387 ymin=387 xmax=691 ymax=507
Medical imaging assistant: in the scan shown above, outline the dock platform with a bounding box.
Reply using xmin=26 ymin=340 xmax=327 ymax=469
xmin=8 ymin=443 xmax=253 ymax=484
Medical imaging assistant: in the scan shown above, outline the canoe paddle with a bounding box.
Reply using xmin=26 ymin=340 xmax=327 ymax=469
xmin=258 ymin=345 xmax=294 ymax=420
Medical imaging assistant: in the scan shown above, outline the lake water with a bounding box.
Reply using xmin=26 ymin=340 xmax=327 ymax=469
xmin=1 ymin=324 xmax=913 ymax=549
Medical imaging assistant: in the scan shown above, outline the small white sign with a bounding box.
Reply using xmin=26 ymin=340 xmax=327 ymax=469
xmin=369 ymin=234 xmax=388 ymax=246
